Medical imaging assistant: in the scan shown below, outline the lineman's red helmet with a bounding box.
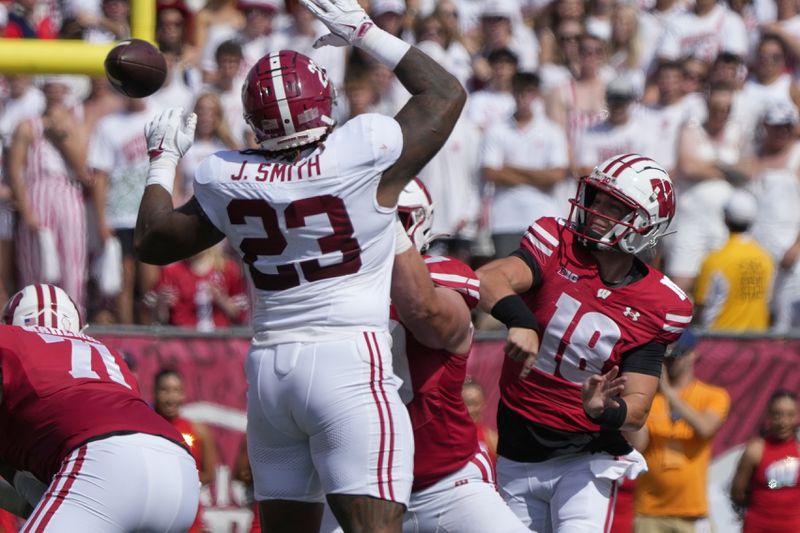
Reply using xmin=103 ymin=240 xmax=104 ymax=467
xmin=242 ymin=50 xmax=335 ymax=151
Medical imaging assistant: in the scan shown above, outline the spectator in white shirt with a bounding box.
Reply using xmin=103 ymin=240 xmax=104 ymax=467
xmin=482 ymin=72 xmax=569 ymax=258
xmin=657 ymin=0 xmax=748 ymax=64
xmin=467 ymin=47 xmax=518 ymax=131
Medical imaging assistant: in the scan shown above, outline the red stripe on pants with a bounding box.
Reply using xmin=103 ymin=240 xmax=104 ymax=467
xmin=34 ymin=446 xmax=88 ymax=532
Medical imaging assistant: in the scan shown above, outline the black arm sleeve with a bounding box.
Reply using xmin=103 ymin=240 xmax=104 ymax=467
xmin=510 ymin=247 xmax=543 ymax=289
xmin=620 ymin=341 xmax=666 ymax=377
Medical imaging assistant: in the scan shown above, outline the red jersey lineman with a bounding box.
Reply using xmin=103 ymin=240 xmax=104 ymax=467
xmin=478 ymin=154 xmax=693 ymax=531
xmin=390 ymin=180 xmax=527 ymax=533
xmin=0 ymin=283 xmax=200 ymax=533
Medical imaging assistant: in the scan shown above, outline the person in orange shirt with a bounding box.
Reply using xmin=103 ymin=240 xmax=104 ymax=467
xmin=730 ymin=390 xmax=800 ymax=533
xmin=154 ymin=368 xmax=218 ymax=533
xmin=628 ymin=329 xmax=730 ymax=533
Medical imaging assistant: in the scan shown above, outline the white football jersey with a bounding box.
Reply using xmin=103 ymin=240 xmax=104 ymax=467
xmin=193 ymin=114 xmax=403 ymax=343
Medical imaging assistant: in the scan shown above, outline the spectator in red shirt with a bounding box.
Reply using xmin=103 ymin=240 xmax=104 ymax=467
xmin=462 ymin=377 xmax=499 ymax=464
xmin=153 ymin=368 xmax=218 ymax=533
xmin=3 ymin=0 xmax=57 ymax=39
xmin=150 ymin=244 xmax=248 ymax=330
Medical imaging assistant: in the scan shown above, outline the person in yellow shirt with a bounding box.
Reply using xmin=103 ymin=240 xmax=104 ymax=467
xmin=628 ymin=329 xmax=730 ymax=533
xmin=694 ymin=189 xmax=774 ymax=331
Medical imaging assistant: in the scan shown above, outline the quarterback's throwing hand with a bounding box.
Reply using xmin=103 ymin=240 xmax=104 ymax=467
xmin=504 ymin=327 xmax=540 ymax=379
xmin=299 ymin=0 xmax=373 ymax=48
xmin=145 ymin=107 xmax=197 ymax=164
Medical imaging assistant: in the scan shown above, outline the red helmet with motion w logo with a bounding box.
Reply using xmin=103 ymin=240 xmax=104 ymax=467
xmin=242 ymin=50 xmax=335 ymax=151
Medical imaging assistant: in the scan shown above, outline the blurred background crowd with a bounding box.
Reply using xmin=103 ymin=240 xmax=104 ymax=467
xmin=0 ymin=0 xmax=799 ymax=334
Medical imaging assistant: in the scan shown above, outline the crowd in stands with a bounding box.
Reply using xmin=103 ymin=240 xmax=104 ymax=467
xmin=1 ymin=0 xmax=800 ymax=333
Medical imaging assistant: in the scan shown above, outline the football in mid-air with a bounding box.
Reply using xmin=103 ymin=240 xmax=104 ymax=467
xmin=104 ymin=39 xmax=167 ymax=98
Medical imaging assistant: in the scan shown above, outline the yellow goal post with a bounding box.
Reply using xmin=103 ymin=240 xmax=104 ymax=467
xmin=0 ymin=0 xmax=155 ymax=76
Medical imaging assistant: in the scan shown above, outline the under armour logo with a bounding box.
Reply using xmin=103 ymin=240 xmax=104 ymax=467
xmin=623 ymin=307 xmax=640 ymax=321
xmin=597 ymin=289 xmax=611 ymax=299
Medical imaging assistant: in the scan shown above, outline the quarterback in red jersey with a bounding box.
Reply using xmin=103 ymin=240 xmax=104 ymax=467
xmin=0 ymin=284 xmax=200 ymax=532
xmin=390 ymin=180 xmax=528 ymax=533
xmin=477 ymin=154 xmax=693 ymax=531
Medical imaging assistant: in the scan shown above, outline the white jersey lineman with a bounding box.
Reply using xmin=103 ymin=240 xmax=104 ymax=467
xmin=193 ymin=112 xmax=414 ymax=505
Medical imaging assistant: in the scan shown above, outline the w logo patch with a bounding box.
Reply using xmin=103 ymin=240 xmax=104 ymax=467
xmin=650 ymin=178 xmax=676 ymax=219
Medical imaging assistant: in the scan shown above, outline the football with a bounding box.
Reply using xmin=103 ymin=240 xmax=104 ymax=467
xmin=104 ymin=39 xmax=167 ymax=98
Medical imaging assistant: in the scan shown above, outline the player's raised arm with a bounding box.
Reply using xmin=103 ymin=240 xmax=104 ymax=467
xmin=392 ymin=244 xmax=472 ymax=355
xmin=391 ymin=182 xmax=473 ymax=353
xmin=134 ymin=108 xmax=224 ymax=265
xmin=300 ymin=0 xmax=466 ymax=205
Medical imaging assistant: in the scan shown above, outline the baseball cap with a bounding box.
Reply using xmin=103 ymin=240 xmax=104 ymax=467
xmin=763 ymin=101 xmax=799 ymax=126
xmin=481 ymin=0 xmax=519 ymax=20
xmin=723 ymin=189 xmax=758 ymax=226
xmin=371 ymin=0 xmax=405 ymax=17
xmin=665 ymin=329 xmax=698 ymax=359
xmin=606 ymin=76 xmax=637 ymax=101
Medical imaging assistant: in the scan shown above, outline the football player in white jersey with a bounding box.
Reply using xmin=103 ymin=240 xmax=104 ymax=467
xmin=133 ymin=0 xmax=466 ymax=531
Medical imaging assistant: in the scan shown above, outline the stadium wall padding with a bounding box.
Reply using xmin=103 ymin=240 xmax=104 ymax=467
xmin=93 ymin=333 xmax=799 ymax=532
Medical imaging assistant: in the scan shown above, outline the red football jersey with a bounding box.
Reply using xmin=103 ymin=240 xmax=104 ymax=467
xmin=501 ymin=217 xmax=693 ymax=433
xmin=391 ymin=256 xmax=480 ymax=492
xmin=0 ymin=325 xmax=186 ymax=481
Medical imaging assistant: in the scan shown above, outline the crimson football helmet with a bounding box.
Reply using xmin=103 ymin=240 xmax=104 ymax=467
xmin=398 ymin=178 xmax=435 ymax=253
xmin=242 ymin=50 xmax=335 ymax=151
xmin=568 ymin=153 xmax=675 ymax=254
xmin=2 ymin=284 xmax=82 ymax=333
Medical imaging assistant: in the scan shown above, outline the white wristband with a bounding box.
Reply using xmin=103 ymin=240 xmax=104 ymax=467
xmin=395 ymin=220 xmax=413 ymax=255
xmin=357 ymin=25 xmax=411 ymax=71
xmin=146 ymin=158 xmax=178 ymax=195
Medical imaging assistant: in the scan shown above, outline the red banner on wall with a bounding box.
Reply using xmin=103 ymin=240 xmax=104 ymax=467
xmin=93 ymin=332 xmax=800 ymax=531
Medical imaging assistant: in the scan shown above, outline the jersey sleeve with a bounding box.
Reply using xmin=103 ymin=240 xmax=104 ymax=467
xmin=655 ymin=281 xmax=694 ymax=345
xmin=519 ymin=217 xmax=562 ymax=272
xmin=340 ymin=113 xmax=403 ymax=171
xmin=423 ymin=256 xmax=480 ymax=310
xmin=191 ymin=154 xmax=226 ymax=232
